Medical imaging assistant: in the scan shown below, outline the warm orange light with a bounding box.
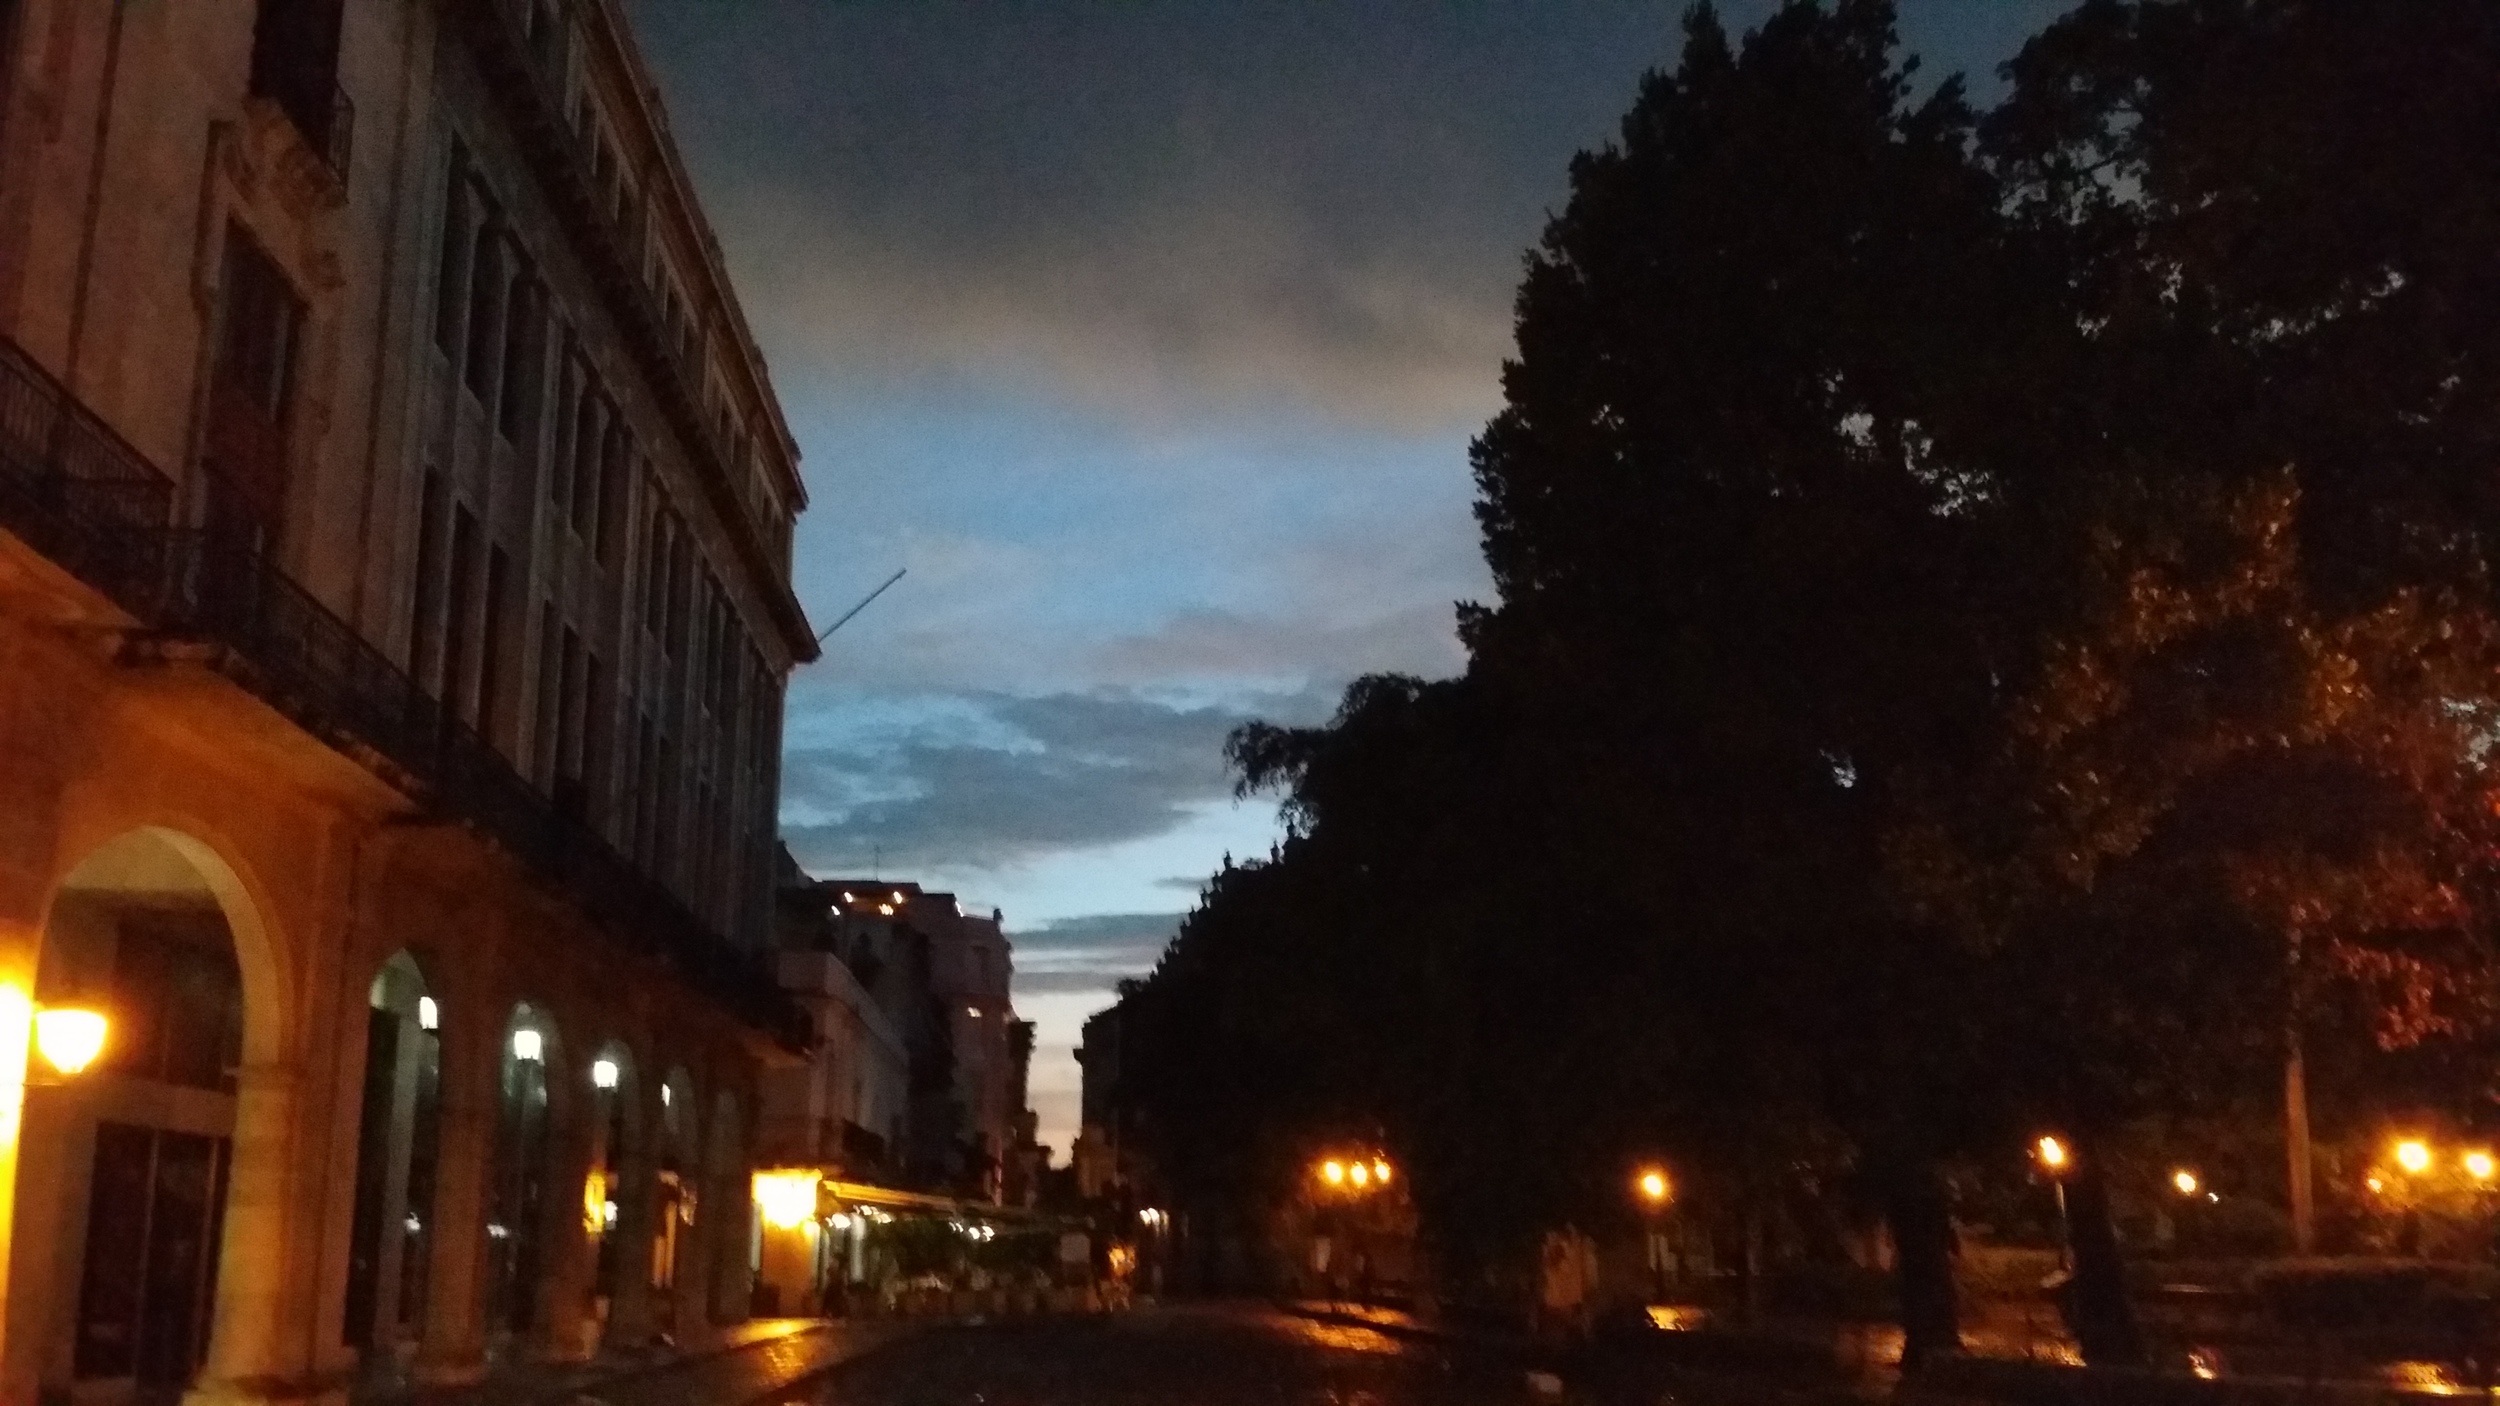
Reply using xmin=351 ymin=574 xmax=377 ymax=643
xmin=1638 ymin=1168 xmax=1671 ymax=1204
xmin=33 ymin=1007 xmax=107 ymax=1076
xmin=2171 ymin=1169 xmax=2199 ymax=1196
xmin=1321 ymin=1160 xmax=1346 ymax=1186
xmin=2396 ymin=1139 xmax=2433 ymax=1174
xmin=2035 ymin=1136 xmax=2069 ymax=1172
xmin=1349 ymin=1160 xmax=1370 ymax=1188
xmin=2367 ymin=1175 xmax=2387 ymax=1194
xmin=753 ymin=1170 xmax=820 ymax=1230
xmin=2466 ymin=1151 xmax=2495 ymax=1183
xmin=584 ymin=1168 xmax=611 ymax=1234
xmin=1372 ymin=1159 xmax=1391 ymax=1185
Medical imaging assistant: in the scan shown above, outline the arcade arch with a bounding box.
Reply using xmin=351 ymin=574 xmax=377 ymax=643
xmin=342 ymin=951 xmax=444 ymax=1360
xmin=7 ymin=827 xmax=275 ymax=1398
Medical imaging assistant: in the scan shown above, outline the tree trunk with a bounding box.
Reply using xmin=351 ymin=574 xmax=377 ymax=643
xmin=1884 ymin=1158 xmax=1962 ymax=1373
xmin=2061 ymin=1143 xmax=2146 ymax=1368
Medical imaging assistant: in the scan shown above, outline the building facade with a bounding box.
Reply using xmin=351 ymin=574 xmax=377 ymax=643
xmin=763 ymin=875 xmax=1027 ymax=1204
xmin=0 ymin=0 xmax=816 ymax=1401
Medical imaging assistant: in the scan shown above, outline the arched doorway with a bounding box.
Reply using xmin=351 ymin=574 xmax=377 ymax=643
xmin=651 ymin=1065 xmax=698 ymax=1335
xmin=583 ymin=1039 xmax=640 ymax=1346
xmin=16 ymin=828 xmax=265 ymax=1398
xmin=341 ymin=951 xmax=442 ymax=1364
xmin=484 ymin=1003 xmax=559 ymax=1345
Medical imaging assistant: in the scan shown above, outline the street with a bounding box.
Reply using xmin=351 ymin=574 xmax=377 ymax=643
xmin=778 ymin=1306 xmax=1688 ymax=1406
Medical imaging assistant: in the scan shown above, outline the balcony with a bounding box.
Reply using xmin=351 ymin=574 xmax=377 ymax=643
xmin=249 ymin=0 xmax=355 ymax=192
xmin=0 ymin=337 xmax=809 ymax=1049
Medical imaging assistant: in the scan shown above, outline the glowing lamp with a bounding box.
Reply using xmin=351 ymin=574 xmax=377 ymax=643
xmin=417 ymin=996 xmax=439 ymax=1031
xmin=2467 ymin=1151 xmax=2495 ymax=1183
xmin=2396 ymin=1139 xmax=2432 ymax=1174
xmin=591 ymin=1057 xmax=620 ymax=1090
xmin=2171 ymin=1169 xmax=2199 ymax=1196
xmin=753 ymin=1170 xmax=819 ymax=1230
xmin=33 ymin=1007 xmax=107 ymax=1076
xmin=1373 ymin=1159 xmax=1392 ymax=1185
xmin=1321 ymin=1160 xmax=1346 ymax=1186
xmin=2035 ymin=1136 xmax=2069 ymax=1172
xmin=1349 ymin=1161 xmax=1370 ymax=1188
xmin=511 ymin=1028 xmax=543 ymax=1063
xmin=1638 ymin=1168 xmax=1671 ymax=1204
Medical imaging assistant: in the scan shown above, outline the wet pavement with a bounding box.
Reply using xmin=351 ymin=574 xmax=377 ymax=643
xmin=773 ymin=1304 xmax=1755 ymax=1406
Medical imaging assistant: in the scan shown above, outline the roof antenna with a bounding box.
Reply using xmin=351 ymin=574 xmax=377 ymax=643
xmin=816 ymin=568 xmax=906 ymax=645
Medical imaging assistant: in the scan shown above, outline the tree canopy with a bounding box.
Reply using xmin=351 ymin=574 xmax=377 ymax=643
xmin=1104 ymin=0 xmax=2500 ymax=1367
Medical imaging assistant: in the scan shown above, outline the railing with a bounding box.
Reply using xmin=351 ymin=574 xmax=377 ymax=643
xmin=0 ymin=338 xmax=809 ymax=1048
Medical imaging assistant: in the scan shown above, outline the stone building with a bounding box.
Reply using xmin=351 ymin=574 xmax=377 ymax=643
xmin=0 ymin=0 xmax=817 ymax=1401
xmin=759 ymin=851 xmax=911 ymax=1185
xmin=762 ymin=875 xmax=1027 ymax=1204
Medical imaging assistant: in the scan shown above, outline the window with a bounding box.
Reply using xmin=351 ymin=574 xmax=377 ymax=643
xmin=478 ymin=547 xmax=514 ymax=743
xmin=410 ymin=470 xmax=447 ymax=682
xmin=462 ymin=224 xmax=504 ymax=404
xmin=568 ymin=384 xmax=601 ymax=534
xmin=433 ymin=145 xmax=472 ymax=356
xmin=535 ymin=602 xmax=561 ymax=788
xmin=643 ymin=507 xmax=672 ymax=635
xmin=440 ymin=506 xmax=480 ymax=712
xmin=249 ymin=0 xmax=346 ymax=163
xmin=207 ymin=226 xmax=303 ymax=533
xmin=496 ymin=266 xmax=539 ymax=442
xmin=596 ymin=438 xmax=634 ymax=567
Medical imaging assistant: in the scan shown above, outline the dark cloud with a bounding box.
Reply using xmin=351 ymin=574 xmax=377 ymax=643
xmin=781 ymin=689 xmax=1327 ymax=876
xmin=632 ymin=0 xmax=2076 ymax=433
xmin=629 ymin=1 xmax=1674 ymax=430
xmin=1092 ymin=603 xmax=1466 ymax=685
xmin=1010 ymin=912 xmax=1183 ymax=998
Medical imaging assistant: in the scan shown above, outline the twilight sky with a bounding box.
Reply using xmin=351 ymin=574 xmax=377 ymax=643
xmin=626 ymin=0 xmax=2072 ymax=1155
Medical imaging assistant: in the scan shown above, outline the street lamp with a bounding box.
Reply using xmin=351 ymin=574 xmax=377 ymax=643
xmin=32 ymin=1006 xmax=108 ymax=1077
xmin=1635 ymin=1166 xmax=1673 ymax=1302
xmin=2395 ymin=1138 xmax=2433 ymax=1175
xmin=2035 ymin=1135 xmax=2073 ymax=1271
xmin=1321 ymin=1160 xmax=1346 ymax=1187
xmin=2466 ymin=1151 xmax=2496 ymax=1184
xmin=2171 ymin=1169 xmax=2200 ymax=1197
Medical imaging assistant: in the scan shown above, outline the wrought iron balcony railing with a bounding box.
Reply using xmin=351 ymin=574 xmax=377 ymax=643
xmin=0 ymin=338 xmax=808 ymax=1049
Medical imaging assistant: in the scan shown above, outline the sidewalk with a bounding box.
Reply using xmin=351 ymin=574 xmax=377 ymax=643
xmin=362 ymin=1318 xmax=916 ymax=1406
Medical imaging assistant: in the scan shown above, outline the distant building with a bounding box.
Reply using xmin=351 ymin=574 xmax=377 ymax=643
xmin=764 ymin=868 xmax=1032 ymax=1203
xmin=1073 ymin=1001 xmax=1133 ymax=1200
xmin=761 ymin=848 xmax=911 ymax=1180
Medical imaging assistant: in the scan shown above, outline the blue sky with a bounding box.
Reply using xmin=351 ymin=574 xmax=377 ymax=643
xmin=628 ymin=0 xmax=2073 ymax=1153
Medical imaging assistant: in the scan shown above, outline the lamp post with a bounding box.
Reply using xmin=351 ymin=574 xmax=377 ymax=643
xmin=2036 ymin=1136 xmax=2072 ymax=1271
xmin=1635 ymin=1166 xmax=1672 ymax=1302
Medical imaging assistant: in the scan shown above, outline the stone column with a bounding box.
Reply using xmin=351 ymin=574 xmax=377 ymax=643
xmin=604 ymin=1096 xmax=660 ymax=1349
xmin=413 ymin=1019 xmax=497 ymax=1386
xmin=670 ymin=1174 xmax=718 ymax=1351
xmin=531 ymin=1095 xmax=597 ymax=1363
xmin=190 ymin=1061 xmax=306 ymax=1402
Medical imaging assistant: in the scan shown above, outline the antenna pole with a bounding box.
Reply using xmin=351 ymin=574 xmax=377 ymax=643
xmin=816 ymin=568 xmax=907 ymax=645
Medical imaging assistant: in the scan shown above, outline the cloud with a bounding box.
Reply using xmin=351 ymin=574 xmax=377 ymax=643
xmin=1092 ymin=603 xmax=1467 ymax=686
xmin=1008 ymin=911 xmax=1186 ymax=996
xmin=625 ymin=1 xmax=1684 ymax=434
xmin=781 ymin=688 xmax=1328 ymax=876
